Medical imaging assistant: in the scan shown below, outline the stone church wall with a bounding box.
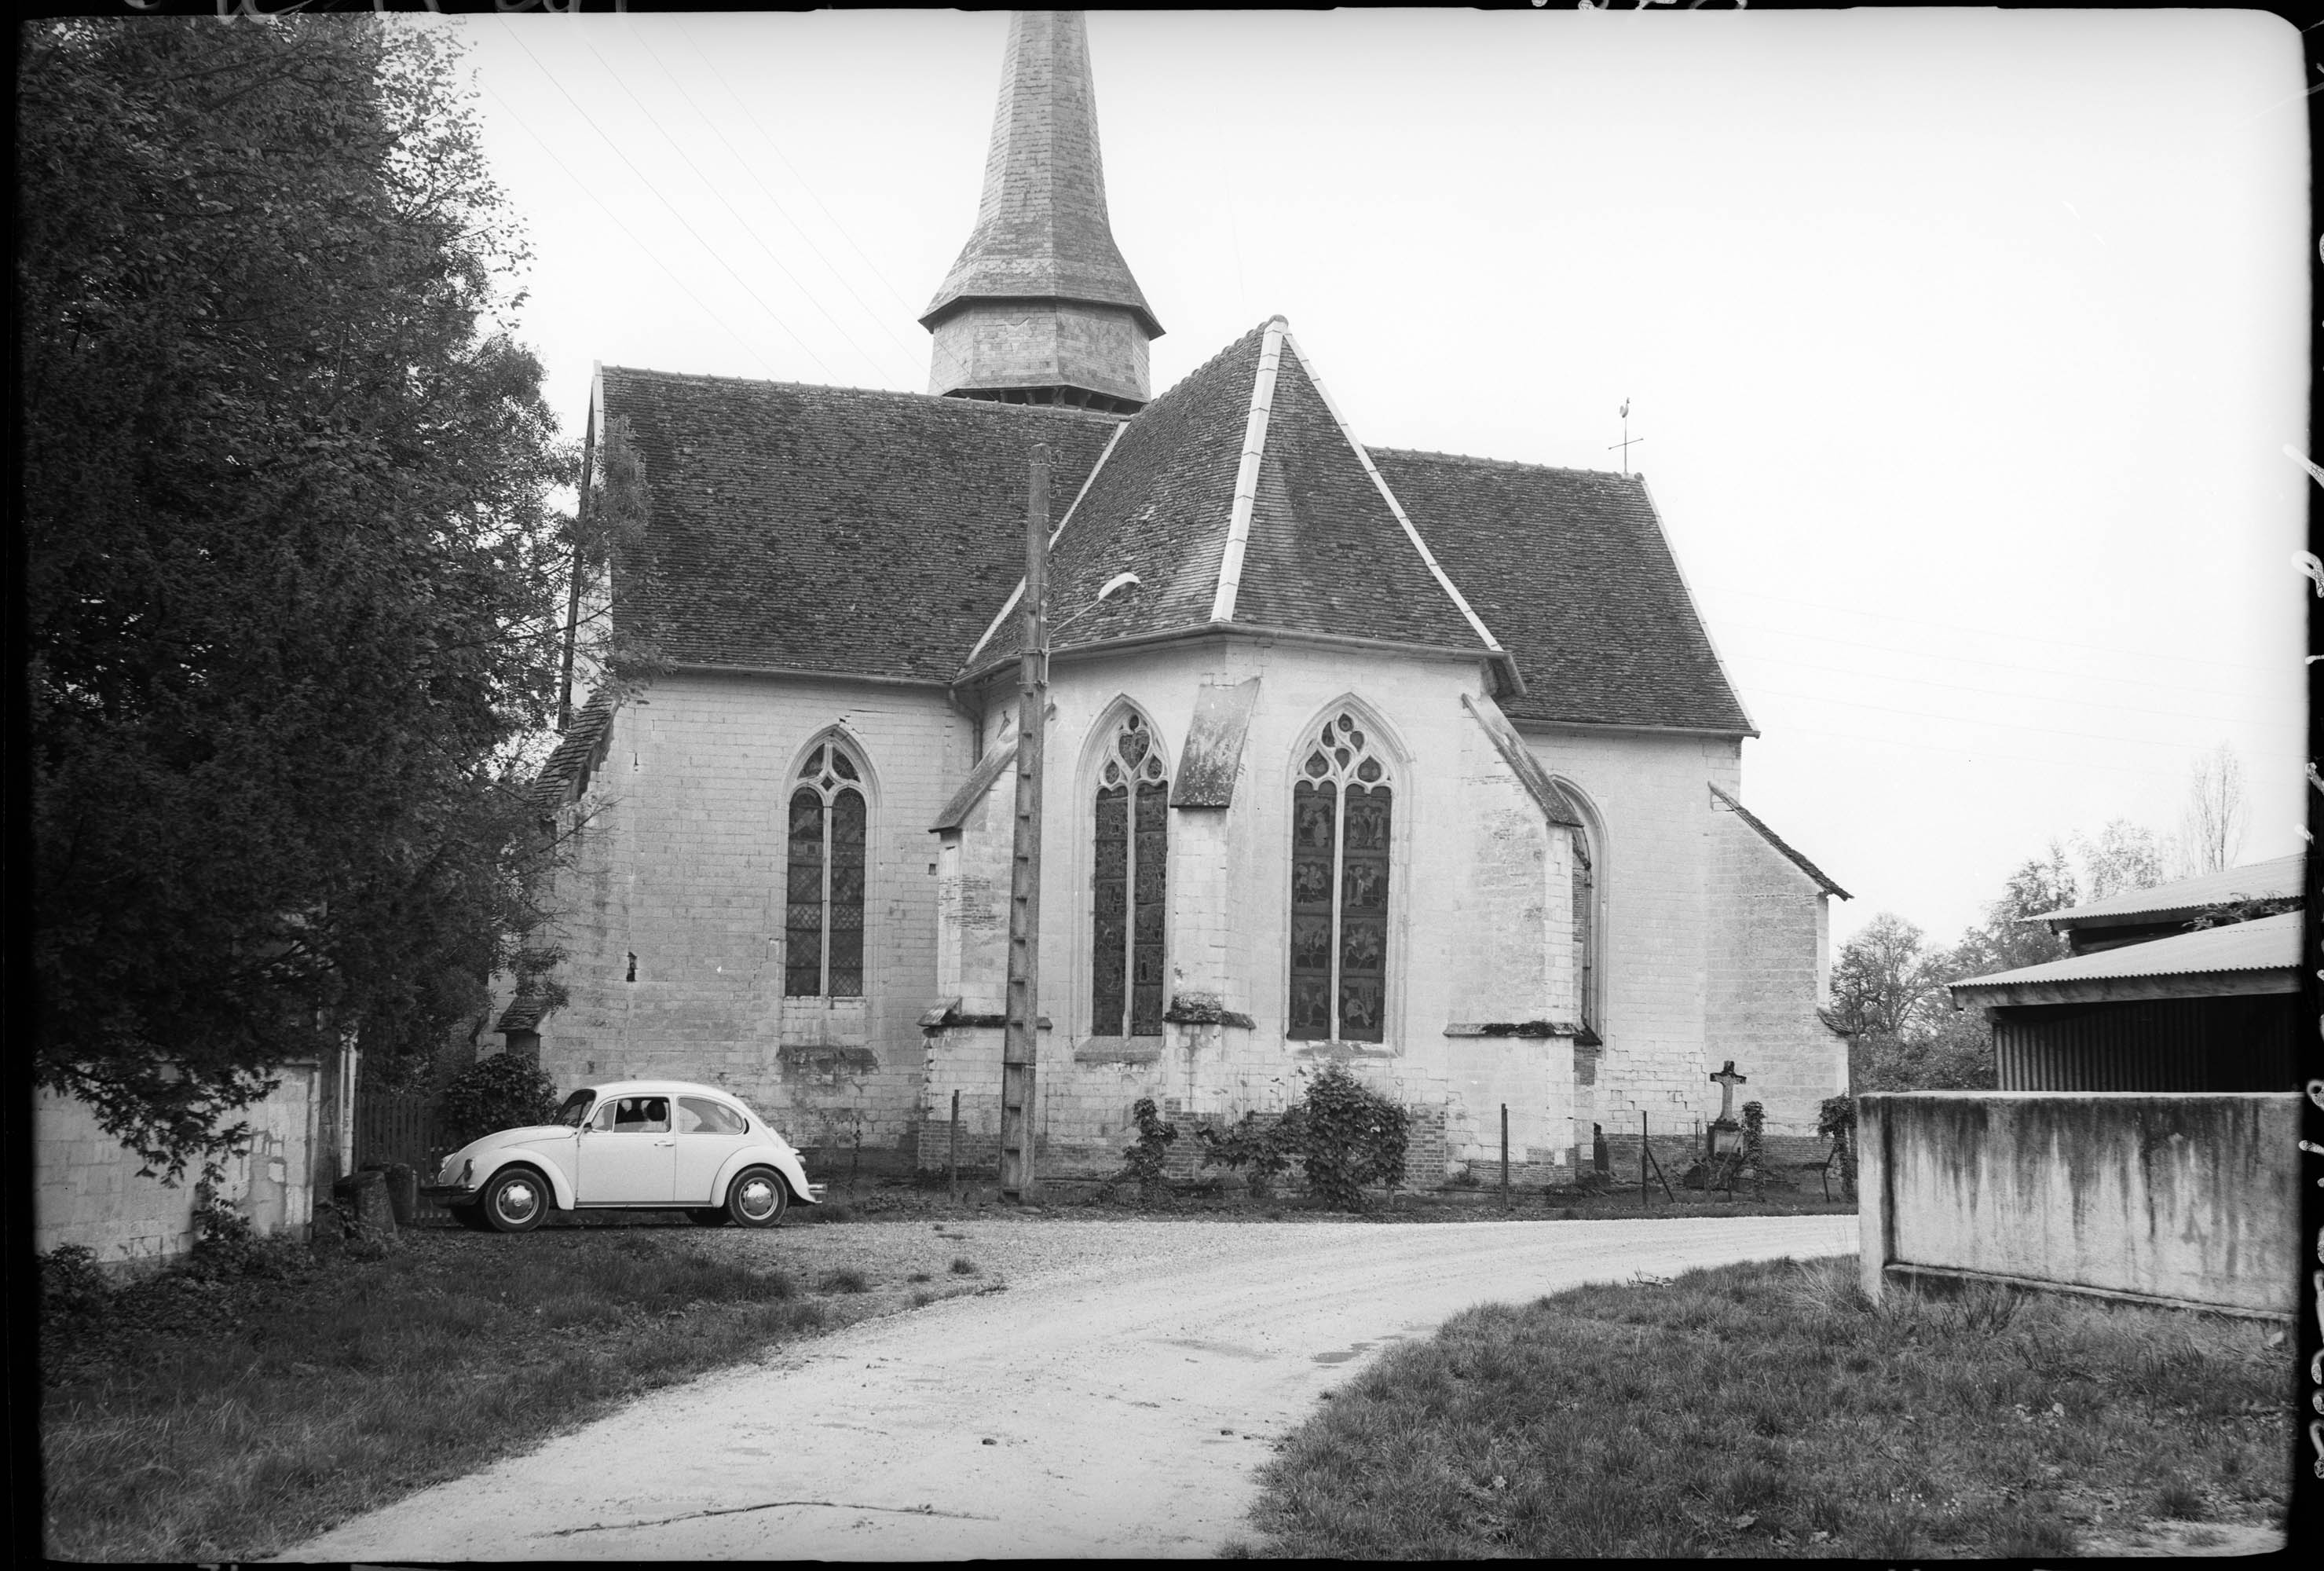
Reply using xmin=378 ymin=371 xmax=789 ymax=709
xmin=1520 ymin=727 xmax=1743 ymax=1153
xmin=924 ymin=639 xmax=1583 ymax=1182
xmin=537 ymin=672 xmax=970 ymax=1161
xmin=1705 ymin=801 xmax=1843 ymax=1137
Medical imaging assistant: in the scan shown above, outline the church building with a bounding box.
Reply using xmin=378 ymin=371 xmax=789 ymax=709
xmin=521 ymin=12 xmax=1850 ymax=1182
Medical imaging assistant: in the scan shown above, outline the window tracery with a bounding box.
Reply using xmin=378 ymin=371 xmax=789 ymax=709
xmin=785 ymin=740 xmax=866 ymax=997
xmin=1092 ymin=711 xmax=1167 ymax=1036
xmin=1289 ymin=710 xmax=1391 ymax=1043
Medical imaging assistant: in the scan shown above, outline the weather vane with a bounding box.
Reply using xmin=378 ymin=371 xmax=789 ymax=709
xmin=1609 ymin=398 xmax=1645 ymax=475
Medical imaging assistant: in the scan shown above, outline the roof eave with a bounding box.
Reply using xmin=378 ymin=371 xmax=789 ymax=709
xmin=1949 ymin=969 xmax=2297 ymax=1009
xmin=919 ymin=291 xmax=1165 ymax=342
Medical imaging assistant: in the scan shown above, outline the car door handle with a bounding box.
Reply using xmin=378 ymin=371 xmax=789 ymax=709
xmin=655 ymin=1138 xmax=675 ymax=1147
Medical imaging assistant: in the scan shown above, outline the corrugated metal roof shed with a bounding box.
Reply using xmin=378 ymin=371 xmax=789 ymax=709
xmin=1950 ymin=909 xmax=2298 ymax=1005
xmin=2030 ymin=851 xmax=2303 ymax=928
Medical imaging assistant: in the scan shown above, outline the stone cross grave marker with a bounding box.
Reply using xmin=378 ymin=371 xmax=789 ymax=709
xmin=1707 ymin=1060 xmax=1748 ymax=1159
xmin=1710 ymin=1060 xmax=1748 ymax=1122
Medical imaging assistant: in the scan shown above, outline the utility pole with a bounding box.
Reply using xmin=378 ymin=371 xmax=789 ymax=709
xmin=997 ymin=445 xmax=1049 ymax=1202
xmin=557 ymin=392 xmax=599 ymax=731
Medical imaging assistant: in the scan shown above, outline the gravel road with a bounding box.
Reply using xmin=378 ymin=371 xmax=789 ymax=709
xmin=284 ymin=1211 xmax=1854 ymax=1561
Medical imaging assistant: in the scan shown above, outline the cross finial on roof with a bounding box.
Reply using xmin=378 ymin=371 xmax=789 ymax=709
xmin=1609 ymin=397 xmax=1645 ymax=475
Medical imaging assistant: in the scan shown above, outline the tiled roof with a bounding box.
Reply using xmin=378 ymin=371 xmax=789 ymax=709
xmin=1708 ymin=783 xmax=1850 ymax=899
xmin=598 ymin=368 xmax=1116 ymax=683
xmin=2031 ymin=852 xmax=2304 ymax=928
xmin=1028 ymin=325 xmax=1260 ymax=653
xmin=1949 ymin=909 xmax=2299 ymax=993
xmin=496 ymin=996 xmax=547 ymax=1034
xmin=602 ymin=324 xmax=1756 ymax=734
xmin=920 ymin=11 xmax=1159 ymax=337
xmin=1002 ymin=320 xmax=1494 ymax=672
xmin=1374 ymin=450 xmax=1754 ymax=734
xmin=531 ymin=690 xmax=616 ymax=813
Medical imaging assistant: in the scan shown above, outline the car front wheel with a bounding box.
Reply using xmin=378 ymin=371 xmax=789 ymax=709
xmin=482 ymin=1167 xmax=549 ymax=1233
xmin=726 ymin=1167 xmax=789 ymax=1229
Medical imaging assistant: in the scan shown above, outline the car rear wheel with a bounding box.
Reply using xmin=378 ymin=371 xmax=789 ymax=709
xmin=726 ymin=1167 xmax=789 ymax=1229
xmin=482 ymin=1167 xmax=548 ymax=1233
xmin=447 ymin=1203 xmax=491 ymax=1232
xmin=685 ymin=1208 xmax=731 ymax=1228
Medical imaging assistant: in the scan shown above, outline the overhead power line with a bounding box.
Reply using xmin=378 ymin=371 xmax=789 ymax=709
xmin=478 ymin=80 xmax=781 ymax=382
xmin=1719 ymin=617 xmax=2286 ymax=704
xmin=1743 ymin=681 xmax=2304 ymax=756
xmin=651 ymin=19 xmax=938 ymax=379
xmin=1715 ymin=587 xmax=2284 ymax=676
xmin=669 ymin=19 xmax=935 ymax=330
xmin=579 ymin=25 xmax=918 ymax=387
xmin=493 ymin=18 xmax=838 ymax=382
xmin=1724 ymin=645 xmax=2293 ymax=730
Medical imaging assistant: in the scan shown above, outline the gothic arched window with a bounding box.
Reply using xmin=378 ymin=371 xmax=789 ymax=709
xmin=1554 ymin=778 xmax=1605 ymax=1042
xmin=1289 ymin=711 xmax=1392 ymax=1043
xmin=785 ymin=740 xmax=866 ymax=997
xmin=1092 ymin=711 xmax=1167 ymax=1036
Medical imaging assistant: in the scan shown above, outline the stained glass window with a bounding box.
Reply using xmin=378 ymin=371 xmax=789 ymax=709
xmin=784 ymin=738 xmax=869 ymax=997
xmin=1287 ymin=710 xmax=1392 ymax=1042
xmin=1092 ymin=711 xmax=1168 ymax=1036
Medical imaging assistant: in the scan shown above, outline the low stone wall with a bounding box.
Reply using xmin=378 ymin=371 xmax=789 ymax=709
xmin=1856 ymin=1092 xmax=2298 ymax=1318
xmin=35 ymin=1064 xmax=320 ymax=1274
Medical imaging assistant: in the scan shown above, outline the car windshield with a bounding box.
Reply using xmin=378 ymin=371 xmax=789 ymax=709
xmin=551 ymin=1089 xmax=595 ymax=1128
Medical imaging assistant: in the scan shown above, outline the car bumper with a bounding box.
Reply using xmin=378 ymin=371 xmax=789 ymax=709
xmin=420 ymin=1183 xmax=478 ymax=1205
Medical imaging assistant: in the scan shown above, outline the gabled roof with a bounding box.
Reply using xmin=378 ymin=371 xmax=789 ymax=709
xmin=598 ymin=368 xmax=1116 ymax=683
xmin=967 ymin=319 xmax=1501 ymax=679
xmin=601 ymin=323 xmax=1758 ymax=735
xmin=1375 ymin=450 xmax=1755 ymax=734
xmin=1708 ymin=783 xmax=1850 ymax=899
xmin=532 ymin=690 xmax=616 ymax=813
xmin=2031 ymin=851 xmax=2304 ymax=930
xmin=920 ymin=11 xmax=1159 ymax=338
xmin=1949 ymin=909 xmax=2299 ymax=1006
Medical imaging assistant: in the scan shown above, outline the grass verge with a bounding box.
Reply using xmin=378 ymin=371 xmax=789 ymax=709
xmin=1228 ymin=1254 xmax=2292 ymax=1558
xmin=41 ymin=1226 xmax=853 ymax=1560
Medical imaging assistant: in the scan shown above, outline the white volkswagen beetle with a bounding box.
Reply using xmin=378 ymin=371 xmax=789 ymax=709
xmin=424 ymin=1080 xmax=825 ymax=1233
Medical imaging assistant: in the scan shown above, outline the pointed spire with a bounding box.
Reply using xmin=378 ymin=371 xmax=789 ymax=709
xmin=922 ymin=11 xmax=1162 ymax=413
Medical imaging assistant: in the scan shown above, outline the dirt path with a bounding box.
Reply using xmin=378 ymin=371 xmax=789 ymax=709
xmin=284 ymin=1213 xmax=1853 ymax=1561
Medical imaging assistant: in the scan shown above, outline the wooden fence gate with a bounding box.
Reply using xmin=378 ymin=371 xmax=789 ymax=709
xmin=353 ymin=1089 xmax=454 ymax=1222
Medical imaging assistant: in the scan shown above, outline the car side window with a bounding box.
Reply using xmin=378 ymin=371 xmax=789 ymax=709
xmin=603 ymin=1096 xmax=669 ymax=1133
xmin=679 ymin=1096 xmax=747 ymax=1136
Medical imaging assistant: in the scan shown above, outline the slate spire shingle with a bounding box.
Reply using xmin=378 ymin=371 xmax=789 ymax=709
xmin=921 ymin=11 xmax=1162 ymax=413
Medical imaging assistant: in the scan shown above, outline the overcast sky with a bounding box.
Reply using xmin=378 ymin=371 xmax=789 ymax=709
xmin=426 ymin=7 xmax=2311 ymax=948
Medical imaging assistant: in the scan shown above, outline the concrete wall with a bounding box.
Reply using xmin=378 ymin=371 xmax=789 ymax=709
xmin=35 ymin=1065 xmax=319 ymax=1273
xmin=1857 ymin=1092 xmax=2299 ymax=1316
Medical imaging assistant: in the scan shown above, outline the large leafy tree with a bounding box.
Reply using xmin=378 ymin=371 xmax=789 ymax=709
xmin=23 ymin=16 xmax=576 ymax=1177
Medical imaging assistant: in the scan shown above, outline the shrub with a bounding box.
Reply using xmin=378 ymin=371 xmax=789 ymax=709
xmin=1118 ymin=1097 xmax=1178 ymax=1199
xmin=40 ymin=1243 xmax=111 ymax=1321
xmin=1294 ymin=1061 xmax=1409 ymax=1211
xmin=437 ymin=1053 xmax=558 ymax=1147
xmin=1195 ymin=1108 xmax=1302 ymax=1199
xmin=1816 ymin=1095 xmax=1857 ymax=1199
